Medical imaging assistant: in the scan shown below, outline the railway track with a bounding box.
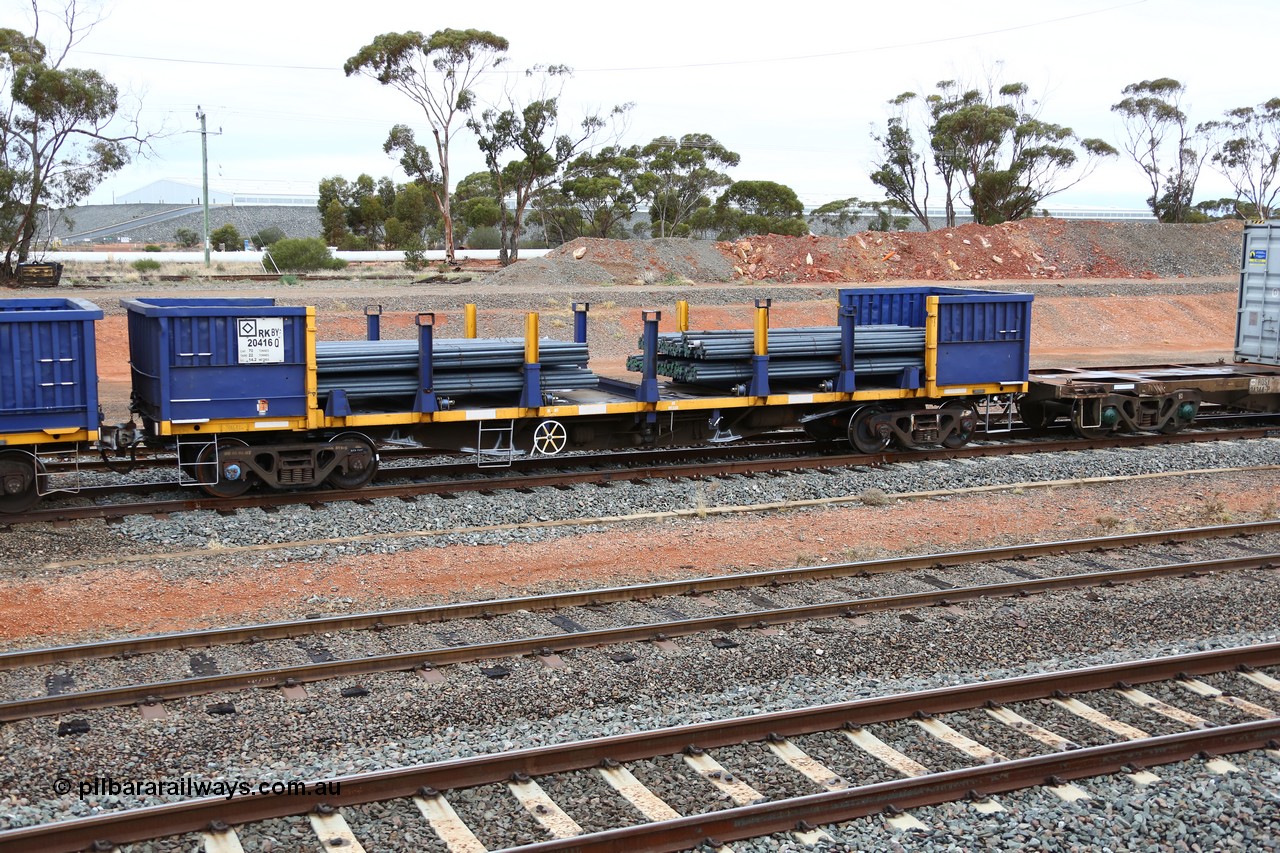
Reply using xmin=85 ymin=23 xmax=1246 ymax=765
xmin=9 ymin=425 xmax=1279 ymax=527
xmin=2 ymin=521 xmax=1275 ymax=724
xmin=3 ymin=643 xmax=1276 ymax=852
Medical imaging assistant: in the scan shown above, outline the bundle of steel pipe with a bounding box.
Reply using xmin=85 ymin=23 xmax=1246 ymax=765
xmin=625 ymin=354 xmax=922 ymax=386
xmin=315 ymin=338 xmax=597 ymax=401
xmin=640 ymin=325 xmax=924 ymax=360
xmin=317 ymin=367 xmax=599 ymax=400
xmin=628 ymin=322 xmax=924 ymax=388
xmin=316 ymin=339 xmax=590 ymax=373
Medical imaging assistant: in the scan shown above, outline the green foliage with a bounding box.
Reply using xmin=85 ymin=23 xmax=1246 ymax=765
xmin=929 ymin=80 xmax=1116 ymax=225
xmin=810 ymin=198 xmax=910 ymax=234
xmin=130 ymin=258 xmax=161 ymax=272
xmin=869 ymin=80 xmax=1115 ymax=229
xmin=251 ymin=226 xmax=286 ymax=249
xmin=279 ymin=274 xmax=299 ymax=286
xmin=402 ymin=240 xmax=430 ymax=271
xmin=634 ymin=133 xmax=740 ymax=238
xmin=269 ymin=237 xmax=347 ymax=271
xmin=464 ymin=226 xmax=501 ymax=249
xmin=345 ymin=29 xmax=509 ymax=261
xmin=173 ymin=227 xmax=200 ymax=248
xmin=468 ymin=69 xmax=624 ymax=264
xmin=1195 ymin=197 xmax=1259 ymax=220
xmin=209 ymin=224 xmax=242 ymax=251
xmin=543 ymin=144 xmax=643 ymax=242
xmin=1203 ymin=98 xmax=1280 ymax=219
xmin=143 ymin=244 xmax=162 ymax=252
xmin=714 ymin=180 xmax=807 ymax=238
xmin=1112 ymin=78 xmax=1204 ymax=223
xmin=869 ymin=92 xmax=933 ymax=229
xmin=1 ymin=10 xmax=143 ymax=272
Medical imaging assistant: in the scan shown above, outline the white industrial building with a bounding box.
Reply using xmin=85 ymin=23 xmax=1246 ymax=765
xmin=116 ymin=179 xmax=319 ymax=207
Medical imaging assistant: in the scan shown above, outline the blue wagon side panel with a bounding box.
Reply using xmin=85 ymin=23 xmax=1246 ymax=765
xmin=0 ymin=298 xmax=102 ymax=436
xmin=934 ymin=293 xmax=1032 ymax=386
xmin=839 ymin=286 xmax=1031 ymax=390
xmin=123 ymin=298 xmax=310 ymax=425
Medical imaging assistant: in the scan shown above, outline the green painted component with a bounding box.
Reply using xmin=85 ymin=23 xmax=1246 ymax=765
xmin=1101 ymin=406 xmax=1120 ymax=426
xmin=1177 ymin=401 xmax=1197 ymax=420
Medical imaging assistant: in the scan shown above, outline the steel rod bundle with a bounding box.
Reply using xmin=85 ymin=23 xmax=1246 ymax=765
xmin=317 ymin=367 xmax=599 ymax=400
xmin=638 ymin=325 xmax=923 ymax=360
xmin=625 ymin=354 xmax=922 ymax=385
xmin=316 ymin=337 xmax=597 ymax=401
xmin=629 ymin=322 xmax=924 ymax=388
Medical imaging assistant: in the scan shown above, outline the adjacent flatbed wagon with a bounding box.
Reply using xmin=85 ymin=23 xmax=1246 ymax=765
xmin=1018 ymin=221 xmax=1280 ymax=437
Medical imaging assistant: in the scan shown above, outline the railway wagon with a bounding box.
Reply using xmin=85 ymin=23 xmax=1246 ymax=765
xmin=0 ymin=297 xmax=102 ymax=511
xmin=1018 ymin=221 xmax=1280 ymax=436
xmin=0 ymin=285 xmax=1032 ymax=508
xmin=122 ymin=286 xmax=1031 ymax=498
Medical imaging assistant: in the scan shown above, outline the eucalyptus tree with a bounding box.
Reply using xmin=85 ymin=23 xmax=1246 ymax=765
xmin=345 ymin=28 xmax=509 ymax=262
xmin=1202 ymin=98 xmax=1280 ymax=220
xmin=634 ymin=133 xmax=740 ymax=238
xmin=1 ymin=2 xmax=150 ymax=275
xmin=469 ymin=66 xmax=626 ymax=264
xmin=1112 ymin=78 xmax=1206 ymax=223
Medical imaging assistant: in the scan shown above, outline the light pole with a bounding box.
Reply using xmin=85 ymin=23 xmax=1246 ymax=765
xmin=197 ymin=106 xmax=210 ymax=267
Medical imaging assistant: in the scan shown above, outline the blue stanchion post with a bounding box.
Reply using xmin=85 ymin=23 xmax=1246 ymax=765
xmin=573 ymin=302 xmax=589 ymax=344
xmin=836 ymin=303 xmax=857 ymax=393
xmin=639 ymin=310 xmax=662 ymax=403
xmin=413 ymin=312 xmax=439 ymax=413
xmin=365 ymin=304 xmax=382 ymax=341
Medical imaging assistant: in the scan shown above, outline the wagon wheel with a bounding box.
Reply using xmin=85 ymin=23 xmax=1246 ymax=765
xmin=1159 ymin=399 xmax=1200 ymax=434
xmin=1070 ymin=401 xmax=1117 ymax=440
xmin=326 ymin=433 xmax=379 ymax=490
xmin=1017 ymin=399 xmax=1053 ymax=434
xmin=196 ymin=438 xmax=256 ymax=498
xmin=847 ymin=406 xmax=891 ymax=454
xmin=531 ymin=420 xmax=568 ymax=456
xmin=940 ymin=399 xmax=978 ymax=448
xmin=0 ymin=451 xmax=46 ymax=513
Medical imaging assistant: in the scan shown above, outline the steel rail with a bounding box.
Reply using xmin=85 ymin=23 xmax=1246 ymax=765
xmin=2 ymin=518 xmax=1276 ymax=672
xmin=513 ymin=721 xmax=1280 ymax=852
xmin=2 ymin=551 xmax=1273 ymax=723
xmin=1 ymin=643 xmax=1275 ymax=853
xmin=8 ymin=425 xmax=1279 ymax=526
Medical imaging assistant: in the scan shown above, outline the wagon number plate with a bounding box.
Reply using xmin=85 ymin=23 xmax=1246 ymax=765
xmin=238 ymin=317 xmax=285 ymax=364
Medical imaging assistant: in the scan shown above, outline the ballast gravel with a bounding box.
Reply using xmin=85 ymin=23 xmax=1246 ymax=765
xmin=3 ymin=437 xmax=1278 ymax=573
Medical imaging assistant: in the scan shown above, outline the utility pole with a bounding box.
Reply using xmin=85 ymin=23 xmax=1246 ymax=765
xmin=197 ymin=106 xmax=210 ymax=267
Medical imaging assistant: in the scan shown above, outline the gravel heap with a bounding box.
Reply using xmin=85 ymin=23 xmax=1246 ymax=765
xmin=480 ymin=220 xmax=1245 ymax=287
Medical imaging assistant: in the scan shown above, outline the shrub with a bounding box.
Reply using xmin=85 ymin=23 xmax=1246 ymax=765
xmin=173 ymin=227 xmax=200 ymax=248
xmin=268 ymin=237 xmax=347 ymax=271
xmin=131 ymin=258 xmax=162 ymax=272
xmin=143 ymin=244 xmax=162 ymax=252
xmin=252 ymin=226 xmax=286 ymax=249
xmin=465 ymin=226 xmax=500 ymax=249
xmin=209 ymin=224 xmax=242 ymax=252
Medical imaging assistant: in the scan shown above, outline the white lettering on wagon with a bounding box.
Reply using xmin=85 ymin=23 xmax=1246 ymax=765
xmin=237 ymin=318 xmax=285 ymax=364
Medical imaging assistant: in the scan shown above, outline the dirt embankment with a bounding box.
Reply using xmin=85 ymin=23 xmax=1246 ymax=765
xmin=487 ymin=219 xmax=1245 ymax=287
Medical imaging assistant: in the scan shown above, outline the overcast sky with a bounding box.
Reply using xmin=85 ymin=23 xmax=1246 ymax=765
xmin=15 ymin=0 xmax=1276 ymax=211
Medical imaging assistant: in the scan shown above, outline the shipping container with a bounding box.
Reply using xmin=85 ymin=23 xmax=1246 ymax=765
xmin=123 ymin=297 xmax=310 ymax=426
xmin=0 ymin=297 xmax=102 ymax=437
xmin=1237 ymin=222 xmax=1280 ymax=366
